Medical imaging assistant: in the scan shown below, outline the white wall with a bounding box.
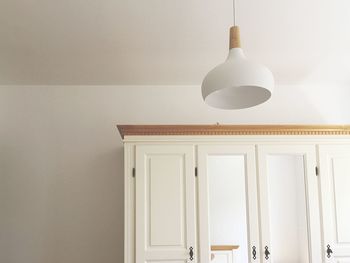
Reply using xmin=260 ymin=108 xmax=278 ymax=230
xmin=0 ymin=84 xmax=350 ymax=263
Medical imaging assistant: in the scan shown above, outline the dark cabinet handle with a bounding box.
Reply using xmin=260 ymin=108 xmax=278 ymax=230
xmin=264 ymin=246 xmax=270 ymax=260
xmin=252 ymin=246 xmax=257 ymax=260
xmin=189 ymin=247 xmax=194 ymax=261
xmin=326 ymin=244 xmax=333 ymax=258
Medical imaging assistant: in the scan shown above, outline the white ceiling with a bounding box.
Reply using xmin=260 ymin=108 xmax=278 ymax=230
xmin=0 ymin=0 xmax=350 ymax=85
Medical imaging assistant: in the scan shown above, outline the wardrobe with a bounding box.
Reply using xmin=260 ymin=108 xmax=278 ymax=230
xmin=118 ymin=125 xmax=350 ymax=263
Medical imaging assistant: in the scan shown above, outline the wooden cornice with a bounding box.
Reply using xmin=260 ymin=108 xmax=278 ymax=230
xmin=117 ymin=125 xmax=350 ymax=139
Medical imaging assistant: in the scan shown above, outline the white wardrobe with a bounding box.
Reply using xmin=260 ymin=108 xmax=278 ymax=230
xmin=119 ymin=125 xmax=350 ymax=263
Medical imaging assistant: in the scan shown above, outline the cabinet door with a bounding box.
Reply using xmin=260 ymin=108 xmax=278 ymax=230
xmin=319 ymin=145 xmax=350 ymax=262
xmin=135 ymin=145 xmax=196 ymax=263
xmin=198 ymin=145 xmax=260 ymax=263
xmin=257 ymin=145 xmax=322 ymax=263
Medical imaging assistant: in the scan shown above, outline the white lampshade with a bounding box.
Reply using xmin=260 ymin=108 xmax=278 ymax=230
xmin=201 ymin=26 xmax=274 ymax=109
xmin=202 ymin=48 xmax=274 ymax=109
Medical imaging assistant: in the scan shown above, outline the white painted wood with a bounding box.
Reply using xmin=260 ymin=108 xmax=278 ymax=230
xmin=124 ymin=143 xmax=134 ymax=263
xmin=264 ymin=155 xmax=309 ymax=262
xmin=125 ymin=137 xmax=350 ymax=263
xmin=211 ymin=250 xmax=235 ymax=263
xmin=198 ymin=145 xmax=260 ymax=263
xmin=318 ymin=145 xmax=350 ymax=263
xmin=123 ymin=135 xmax=350 ymax=143
xmin=135 ymin=145 xmax=196 ymax=263
xmin=257 ymin=145 xmax=322 ymax=263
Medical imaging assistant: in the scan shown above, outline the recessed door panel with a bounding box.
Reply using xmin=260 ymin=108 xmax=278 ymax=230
xmin=332 ymin=158 xmax=350 ymax=243
xmin=148 ymin=155 xmax=185 ymax=247
xmin=266 ymin=155 xmax=309 ymax=262
xmin=208 ymin=155 xmax=248 ymax=263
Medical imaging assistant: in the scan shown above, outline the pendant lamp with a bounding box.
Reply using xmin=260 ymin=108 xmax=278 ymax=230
xmin=201 ymin=0 xmax=274 ymax=109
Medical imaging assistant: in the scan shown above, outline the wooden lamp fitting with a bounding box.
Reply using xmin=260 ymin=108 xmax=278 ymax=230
xmin=229 ymin=26 xmax=241 ymax=49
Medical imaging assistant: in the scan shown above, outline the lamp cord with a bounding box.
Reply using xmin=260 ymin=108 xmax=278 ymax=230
xmin=233 ymin=0 xmax=236 ymax=26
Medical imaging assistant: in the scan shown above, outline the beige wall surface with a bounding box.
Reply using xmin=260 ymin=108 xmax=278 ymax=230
xmin=0 ymin=85 xmax=349 ymax=263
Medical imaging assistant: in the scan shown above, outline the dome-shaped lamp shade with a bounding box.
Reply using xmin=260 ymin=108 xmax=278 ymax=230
xmin=202 ymin=48 xmax=274 ymax=109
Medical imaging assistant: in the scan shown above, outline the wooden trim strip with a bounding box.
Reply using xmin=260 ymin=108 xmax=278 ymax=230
xmin=211 ymin=245 xmax=239 ymax=251
xmin=117 ymin=125 xmax=350 ymax=139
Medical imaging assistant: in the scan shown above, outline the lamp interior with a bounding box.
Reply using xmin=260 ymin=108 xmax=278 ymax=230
xmin=204 ymin=85 xmax=271 ymax=109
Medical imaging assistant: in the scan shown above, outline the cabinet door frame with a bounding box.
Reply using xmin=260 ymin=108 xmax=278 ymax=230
xmin=124 ymin=143 xmax=135 ymax=263
xmin=198 ymin=145 xmax=260 ymax=263
xmin=135 ymin=144 xmax=196 ymax=263
xmin=257 ymin=145 xmax=322 ymax=263
xmin=318 ymin=144 xmax=350 ymax=263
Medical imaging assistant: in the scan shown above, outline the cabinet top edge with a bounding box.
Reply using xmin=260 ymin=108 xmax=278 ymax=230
xmin=117 ymin=124 xmax=350 ymax=139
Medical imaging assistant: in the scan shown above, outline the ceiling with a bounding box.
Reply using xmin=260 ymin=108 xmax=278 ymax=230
xmin=0 ymin=0 xmax=349 ymax=85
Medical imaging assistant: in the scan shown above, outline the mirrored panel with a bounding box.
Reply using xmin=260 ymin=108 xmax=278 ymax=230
xmin=208 ymin=155 xmax=248 ymax=263
xmin=266 ymin=155 xmax=309 ymax=263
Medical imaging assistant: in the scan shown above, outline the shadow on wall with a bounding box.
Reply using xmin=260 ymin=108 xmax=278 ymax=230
xmin=45 ymin=145 xmax=125 ymax=263
xmin=0 ymin=135 xmax=125 ymax=263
